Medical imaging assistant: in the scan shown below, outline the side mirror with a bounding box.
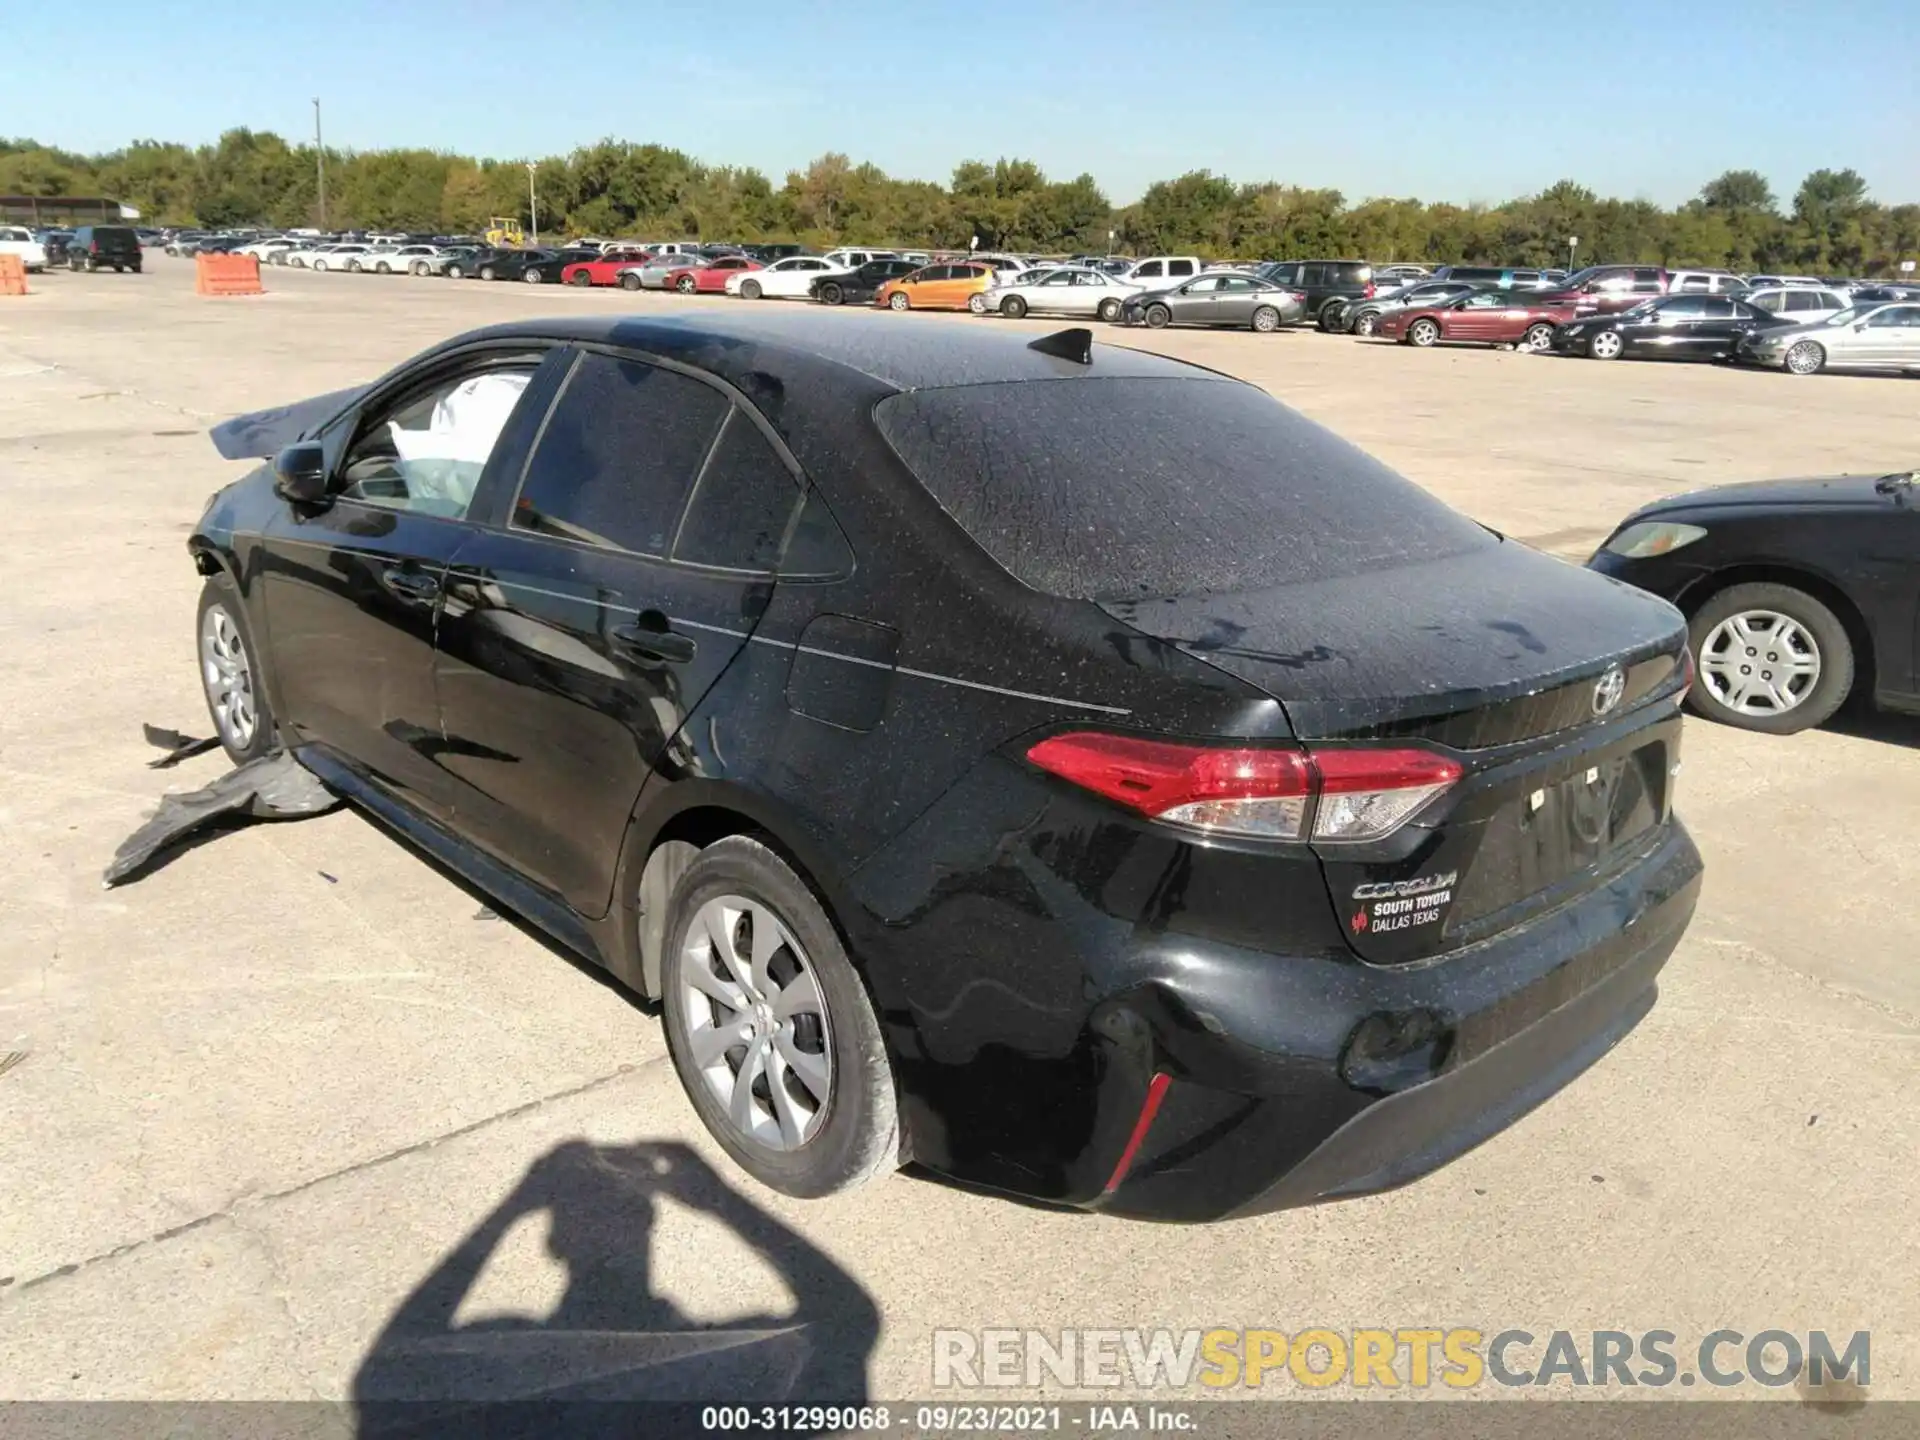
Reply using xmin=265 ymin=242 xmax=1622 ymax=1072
xmin=273 ymin=442 xmax=331 ymax=506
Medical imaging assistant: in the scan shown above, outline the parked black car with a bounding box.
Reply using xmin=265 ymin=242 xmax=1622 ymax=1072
xmin=469 ymin=247 xmax=598 ymax=283
xmin=36 ymin=229 xmax=74 ymax=266
xmin=811 ymin=258 xmax=919 ymax=305
xmin=192 ymin=312 xmax=1700 ymax=1220
xmin=1551 ymin=295 xmax=1794 ymax=362
xmin=1589 ymin=471 xmax=1920 ymax=734
xmin=442 ymin=247 xmax=507 ymax=280
xmin=1257 ymin=259 xmax=1376 ymax=329
xmin=68 ymin=225 xmax=143 ymax=273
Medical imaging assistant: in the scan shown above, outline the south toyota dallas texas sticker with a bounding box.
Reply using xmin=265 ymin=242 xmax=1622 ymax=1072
xmin=1351 ymin=871 xmax=1459 ymax=935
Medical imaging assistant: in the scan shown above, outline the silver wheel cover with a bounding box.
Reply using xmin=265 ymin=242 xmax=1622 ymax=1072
xmin=200 ymin=605 xmax=258 ymax=749
xmin=1699 ymin=610 xmax=1822 ymax=716
xmin=680 ymin=895 xmax=833 ymax=1150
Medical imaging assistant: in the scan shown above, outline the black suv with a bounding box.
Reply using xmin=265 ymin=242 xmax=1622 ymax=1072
xmin=69 ymin=225 xmax=143 ymax=273
xmin=1257 ymin=259 xmax=1375 ymax=329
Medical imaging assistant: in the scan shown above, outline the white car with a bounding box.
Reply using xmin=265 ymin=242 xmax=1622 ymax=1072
xmin=1114 ymin=255 xmax=1205 ymax=288
xmin=368 ymin=244 xmax=445 ymax=275
xmin=0 ymin=225 xmax=49 ymax=272
xmin=973 ymin=266 xmax=1139 ymax=321
xmin=1747 ymin=286 xmax=1852 ymax=325
xmin=818 ymin=247 xmax=898 ymax=271
xmin=283 ymin=242 xmax=345 ymax=268
xmin=309 ymin=244 xmax=376 ymax=272
xmin=235 ymin=238 xmax=298 ymax=261
xmin=726 ymin=255 xmax=839 ymax=299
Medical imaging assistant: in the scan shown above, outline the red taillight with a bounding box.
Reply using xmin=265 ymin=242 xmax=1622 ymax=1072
xmin=1025 ymin=733 xmax=1461 ymax=843
xmin=1363 ymin=282 xmax=1376 ymax=298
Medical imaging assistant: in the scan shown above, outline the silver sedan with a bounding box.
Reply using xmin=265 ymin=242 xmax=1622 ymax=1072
xmin=1738 ymin=300 xmax=1920 ymax=375
xmin=1119 ymin=273 xmax=1308 ymax=332
xmin=616 ymin=255 xmax=696 ymax=291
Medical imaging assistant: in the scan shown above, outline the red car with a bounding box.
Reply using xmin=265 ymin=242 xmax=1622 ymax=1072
xmin=662 ymin=255 xmax=761 ymax=294
xmin=561 ymin=247 xmax=655 ymax=286
xmin=1373 ymin=290 xmax=1578 ymax=350
xmin=1535 ymin=264 xmax=1669 ymax=316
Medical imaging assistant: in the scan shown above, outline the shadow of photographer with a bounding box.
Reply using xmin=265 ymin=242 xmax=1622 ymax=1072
xmin=353 ymin=1139 xmax=878 ymax=1436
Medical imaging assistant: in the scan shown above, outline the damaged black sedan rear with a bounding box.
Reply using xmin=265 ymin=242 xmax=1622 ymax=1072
xmin=187 ymin=311 xmax=1701 ymax=1220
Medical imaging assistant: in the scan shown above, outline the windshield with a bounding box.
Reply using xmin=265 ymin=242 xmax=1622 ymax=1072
xmin=1823 ymin=307 xmax=1865 ymax=326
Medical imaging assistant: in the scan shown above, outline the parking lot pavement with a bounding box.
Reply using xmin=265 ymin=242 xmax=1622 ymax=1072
xmin=3 ymin=256 xmax=1918 ymax=1403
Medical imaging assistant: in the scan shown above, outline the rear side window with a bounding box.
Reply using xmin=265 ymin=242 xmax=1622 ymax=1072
xmin=1334 ymin=262 xmax=1372 ymax=284
xmin=1784 ymin=291 xmax=1821 ymax=313
xmin=876 ymin=379 xmax=1493 ymax=601
xmin=511 ymin=353 xmax=729 ymax=555
xmin=672 ymin=410 xmax=801 ymax=573
xmin=1166 ymin=259 xmax=1196 ymax=278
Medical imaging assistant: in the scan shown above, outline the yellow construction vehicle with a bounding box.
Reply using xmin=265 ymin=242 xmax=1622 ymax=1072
xmin=483 ymin=216 xmax=526 ymax=248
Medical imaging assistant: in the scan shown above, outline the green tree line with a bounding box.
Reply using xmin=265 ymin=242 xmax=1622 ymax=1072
xmin=5 ymin=131 xmax=1917 ymax=273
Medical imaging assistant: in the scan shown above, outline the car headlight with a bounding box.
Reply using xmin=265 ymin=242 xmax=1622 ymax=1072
xmin=1602 ymin=521 xmax=1708 ymax=559
xmin=1561 ymin=323 xmax=1586 ymax=337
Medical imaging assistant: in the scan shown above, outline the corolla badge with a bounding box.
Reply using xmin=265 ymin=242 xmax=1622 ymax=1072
xmin=1591 ymin=665 xmax=1627 ymax=717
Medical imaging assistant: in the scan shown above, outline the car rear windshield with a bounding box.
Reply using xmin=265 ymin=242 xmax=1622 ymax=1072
xmin=874 ymin=378 xmax=1493 ymax=601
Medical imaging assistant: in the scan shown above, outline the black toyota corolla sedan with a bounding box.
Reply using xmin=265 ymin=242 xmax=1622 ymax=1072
xmin=190 ymin=312 xmax=1702 ymax=1221
xmin=1551 ymin=294 xmax=1794 ymax=361
xmin=1588 ymin=471 xmax=1920 ymax=734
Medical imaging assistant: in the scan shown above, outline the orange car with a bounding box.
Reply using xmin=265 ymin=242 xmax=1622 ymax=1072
xmin=875 ymin=261 xmax=995 ymax=312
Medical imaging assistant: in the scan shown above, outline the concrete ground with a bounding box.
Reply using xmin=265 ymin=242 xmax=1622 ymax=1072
xmin=2 ymin=256 xmax=1917 ymax=1411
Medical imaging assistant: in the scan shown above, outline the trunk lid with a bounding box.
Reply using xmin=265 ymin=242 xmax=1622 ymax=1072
xmin=1101 ymin=540 xmax=1690 ymax=964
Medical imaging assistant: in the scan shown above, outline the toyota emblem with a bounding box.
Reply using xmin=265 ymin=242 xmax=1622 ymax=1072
xmin=1591 ymin=666 xmax=1626 ymax=717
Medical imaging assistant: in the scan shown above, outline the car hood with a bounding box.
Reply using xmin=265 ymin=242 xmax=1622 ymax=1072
xmin=208 ymin=386 xmax=365 ymax=460
xmin=1631 ymin=474 xmax=1899 ymax=516
xmin=1099 ymin=538 xmax=1684 ymax=739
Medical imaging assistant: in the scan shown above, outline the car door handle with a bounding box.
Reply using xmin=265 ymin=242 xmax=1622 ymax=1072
xmin=610 ymin=618 xmax=697 ymax=665
xmin=382 ymin=568 xmax=441 ymax=602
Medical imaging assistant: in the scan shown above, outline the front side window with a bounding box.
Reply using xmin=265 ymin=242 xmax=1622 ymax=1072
xmin=1134 ymin=261 xmax=1163 ymax=278
xmin=1866 ymin=306 xmax=1920 ymax=327
xmin=511 ymin=354 xmax=729 ymax=555
xmin=339 ymin=362 xmax=540 ymax=519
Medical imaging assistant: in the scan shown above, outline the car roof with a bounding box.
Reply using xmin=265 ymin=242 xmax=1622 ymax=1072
xmin=442 ymin=310 xmax=1228 ymax=392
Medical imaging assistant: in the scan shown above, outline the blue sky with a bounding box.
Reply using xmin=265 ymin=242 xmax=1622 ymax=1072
xmin=10 ymin=0 xmax=1918 ymax=206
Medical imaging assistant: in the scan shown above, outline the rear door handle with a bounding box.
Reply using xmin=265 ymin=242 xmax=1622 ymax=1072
xmin=610 ymin=618 xmax=697 ymax=665
xmin=382 ymin=568 xmax=441 ymax=602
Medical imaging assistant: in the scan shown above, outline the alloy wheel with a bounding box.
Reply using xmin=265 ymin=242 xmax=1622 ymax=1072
xmin=678 ymin=895 xmax=834 ymax=1151
xmin=1590 ymin=331 xmax=1622 ymax=359
xmin=1785 ymin=341 xmax=1824 ymax=375
xmin=1354 ymin=312 xmax=1377 ymax=336
xmin=200 ymin=606 xmax=258 ymax=751
xmin=1699 ymin=610 xmax=1821 ymax=716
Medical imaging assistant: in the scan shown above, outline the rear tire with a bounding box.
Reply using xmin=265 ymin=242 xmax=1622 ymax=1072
xmin=375 ymin=261 xmax=391 ymax=274
xmin=1685 ymin=582 xmax=1853 ymax=735
xmin=967 ymin=292 xmax=988 ymax=314
xmin=661 ymin=836 xmax=900 ymax=1199
xmin=1522 ymin=322 xmax=1555 ymax=351
xmin=1252 ymin=305 xmax=1281 ymax=333
xmin=1097 ymin=297 xmax=1122 ymax=322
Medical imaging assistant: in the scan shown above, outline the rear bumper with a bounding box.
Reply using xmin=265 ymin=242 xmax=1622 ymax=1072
xmin=1093 ymin=820 xmax=1702 ymax=1221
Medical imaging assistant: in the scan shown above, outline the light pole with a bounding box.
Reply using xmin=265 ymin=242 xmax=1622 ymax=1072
xmin=526 ymin=162 xmax=539 ymax=246
xmin=1568 ymin=235 xmax=1578 ymax=272
xmin=312 ymin=97 xmax=326 ymax=229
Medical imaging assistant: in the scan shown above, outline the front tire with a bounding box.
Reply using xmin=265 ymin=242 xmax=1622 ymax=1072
xmin=661 ymin=836 xmax=900 ymax=1198
xmin=1353 ymin=311 xmax=1379 ymax=337
xmin=196 ymin=578 xmax=277 ymax=765
xmin=818 ymin=282 xmax=844 ymax=306
xmin=739 ymin=278 xmax=762 ymax=299
xmin=569 ymin=269 xmax=592 ymax=286
xmin=1316 ymin=301 xmax=1346 ymax=332
xmin=619 ymin=272 xmax=642 ymax=290
xmin=676 ymin=274 xmax=697 ymax=294
xmin=1687 ymin=582 xmax=1853 ymax=735
xmin=478 ymin=265 xmax=496 ymax=281
xmin=524 ymin=267 xmax=544 ymax=284
xmin=1588 ymin=330 xmax=1623 ymax=360
xmin=1784 ymin=340 xmax=1826 ymax=375
xmin=1144 ymin=303 xmax=1171 ymax=329
xmin=446 ymin=264 xmax=465 ymax=279
xmin=1000 ymin=294 xmax=1028 ymax=319
xmin=375 ymin=262 xmax=391 ymax=274
xmin=1407 ymin=317 xmax=1439 ymax=347
xmin=888 ymin=291 xmax=910 ymax=311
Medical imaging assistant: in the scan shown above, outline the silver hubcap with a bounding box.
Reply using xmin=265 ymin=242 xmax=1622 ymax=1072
xmin=1412 ymin=322 xmax=1435 ymax=344
xmin=1700 ymin=610 xmax=1821 ymax=716
xmin=1356 ymin=314 xmax=1375 ymax=334
xmin=680 ymin=895 xmax=832 ymax=1150
xmin=1593 ymin=333 xmax=1620 ymax=357
xmin=200 ymin=606 xmax=257 ymax=748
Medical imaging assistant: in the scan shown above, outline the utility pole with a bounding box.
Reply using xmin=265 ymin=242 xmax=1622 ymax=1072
xmin=527 ymin=162 xmax=539 ymax=246
xmin=313 ymin=98 xmax=327 ymax=230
